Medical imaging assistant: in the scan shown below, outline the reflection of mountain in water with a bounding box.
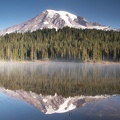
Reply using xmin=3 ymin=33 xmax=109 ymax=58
xmin=0 ymin=87 xmax=109 ymax=114
xmin=0 ymin=91 xmax=120 ymax=120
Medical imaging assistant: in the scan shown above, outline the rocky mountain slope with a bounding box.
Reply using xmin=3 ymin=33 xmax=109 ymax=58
xmin=0 ymin=9 xmax=115 ymax=35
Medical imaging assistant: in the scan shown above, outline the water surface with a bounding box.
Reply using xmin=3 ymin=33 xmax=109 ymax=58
xmin=0 ymin=93 xmax=46 ymax=120
xmin=0 ymin=62 xmax=120 ymax=96
xmin=0 ymin=93 xmax=120 ymax=120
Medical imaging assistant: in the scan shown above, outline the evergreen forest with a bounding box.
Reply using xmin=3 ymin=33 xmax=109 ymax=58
xmin=0 ymin=27 xmax=120 ymax=62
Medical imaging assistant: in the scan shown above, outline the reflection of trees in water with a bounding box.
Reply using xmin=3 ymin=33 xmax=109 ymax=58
xmin=0 ymin=62 xmax=120 ymax=96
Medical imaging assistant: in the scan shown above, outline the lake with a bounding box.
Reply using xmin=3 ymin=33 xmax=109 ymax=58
xmin=0 ymin=61 xmax=120 ymax=119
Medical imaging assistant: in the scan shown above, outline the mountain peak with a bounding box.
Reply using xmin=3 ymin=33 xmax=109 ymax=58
xmin=44 ymin=9 xmax=77 ymax=28
xmin=0 ymin=9 xmax=115 ymax=35
xmin=45 ymin=9 xmax=77 ymax=18
xmin=47 ymin=9 xmax=76 ymax=15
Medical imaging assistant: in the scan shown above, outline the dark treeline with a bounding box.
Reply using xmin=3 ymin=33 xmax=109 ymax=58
xmin=0 ymin=27 xmax=120 ymax=62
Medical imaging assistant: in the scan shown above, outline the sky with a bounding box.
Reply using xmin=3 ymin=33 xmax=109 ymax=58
xmin=0 ymin=0 xmax=120 ymax=30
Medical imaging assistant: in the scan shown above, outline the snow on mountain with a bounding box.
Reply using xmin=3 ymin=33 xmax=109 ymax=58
xmin=0 ymin=9 xmax=115 ymax=35
xmin=0 ymin=87 xmax=110 ymax=114
xmin=46 ymin=9 xmax=77 ymax=27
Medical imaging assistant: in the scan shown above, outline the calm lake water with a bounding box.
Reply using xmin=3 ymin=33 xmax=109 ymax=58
xmin=0 ymin=93 xmax=46 ymax=120
xmin=0 ymin=93 xmax=120 ymax=120
xmin=0 ymin=61 xmax=120 ymax=119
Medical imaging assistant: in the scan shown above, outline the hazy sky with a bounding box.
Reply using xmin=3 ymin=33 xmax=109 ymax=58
xmin=0 ymin=0 xmax=120 ymax=30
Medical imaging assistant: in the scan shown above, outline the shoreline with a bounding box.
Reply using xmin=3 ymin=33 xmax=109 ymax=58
xmin=0 ymin=60 xmax=119 ymax=65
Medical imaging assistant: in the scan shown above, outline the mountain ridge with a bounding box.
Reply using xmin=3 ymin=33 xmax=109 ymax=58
xmin=0 ymin=9 xmax=117 ymax=35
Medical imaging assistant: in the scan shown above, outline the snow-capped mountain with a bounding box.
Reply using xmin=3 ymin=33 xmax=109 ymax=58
xmin=0 ymin=9 xmax=115 ymax=35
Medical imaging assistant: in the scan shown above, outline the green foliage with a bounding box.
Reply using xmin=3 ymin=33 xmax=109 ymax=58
xmin=0 ymin=27 xmax=120 ymax=62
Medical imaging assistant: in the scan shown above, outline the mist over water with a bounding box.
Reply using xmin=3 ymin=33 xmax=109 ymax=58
xmin=0 ymin=61 xmax=120 ymax=96
xmin=0 ymin=61 xmax=120 ymax=79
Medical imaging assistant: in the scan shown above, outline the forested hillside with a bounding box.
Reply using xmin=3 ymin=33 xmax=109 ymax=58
xmin=0 ymin=27 xmax=120 ymax=62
